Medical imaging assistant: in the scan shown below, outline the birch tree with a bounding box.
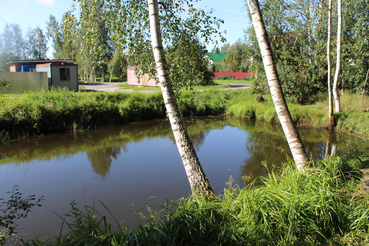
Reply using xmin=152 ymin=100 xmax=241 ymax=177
xmin=327 ymin=0 xmax=334 ymax=129
xmin=247 ymin=0 xmax=309 ymax=170
xmin=332 ymin=0 xmax=342 ymax=112
xmin=147 ymin=0 xmax=212 ymax=196
xmin=96 ymin=0 xmax=224 ymax=196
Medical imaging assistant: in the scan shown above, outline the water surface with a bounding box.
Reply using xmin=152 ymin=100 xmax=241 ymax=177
xmin=0 ymin=116 xmax=365 ymax=241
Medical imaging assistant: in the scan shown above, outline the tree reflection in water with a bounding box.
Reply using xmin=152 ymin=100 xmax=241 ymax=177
xmin=1 ymin=116 xmax=367 ymax=184
xmin=86 ymin=147 xmax=121 ymax=179
xmin=189 ymin=131 xmax=207 ymax=152
xmin=241 ymin=127 xmax=345 ymax=185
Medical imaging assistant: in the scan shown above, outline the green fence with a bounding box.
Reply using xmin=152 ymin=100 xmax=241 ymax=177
xmin=0 ymin=72 xmax=48 ymax=94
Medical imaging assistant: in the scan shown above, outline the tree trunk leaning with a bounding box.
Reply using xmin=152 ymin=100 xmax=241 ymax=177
xmin=247 ymin=0 xmax=309 ymax=171
xmin=147 ymin=0 xmax=213 ymax=197
xmin=333 ymin=0 xmax=342 ymax=112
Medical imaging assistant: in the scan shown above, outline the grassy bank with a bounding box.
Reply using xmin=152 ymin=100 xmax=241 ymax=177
xmin=0 ymin=88 xmax=368 ymax=140
xmin=226 ymin=91 xmax=369 ymax=139
xmin=117 ymin=83 xmax=232 ymax=91
xmin=20 ymin=153 xmax=369 ymax=245
xmin=0 ymin=88 xmax=166 ymax=139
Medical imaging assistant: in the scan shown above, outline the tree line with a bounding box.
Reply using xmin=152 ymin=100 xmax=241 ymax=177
xmin=210 ymin=40 xmax=251 ymax=73
xmin=44 ymin=0 xmax=217 ymax=85
xmin=0 ymin=24 xmax=48 ymax=71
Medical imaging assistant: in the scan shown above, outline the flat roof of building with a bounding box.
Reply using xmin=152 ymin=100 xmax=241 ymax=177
xmin=9 ymin=59 xmax=75 ymax=64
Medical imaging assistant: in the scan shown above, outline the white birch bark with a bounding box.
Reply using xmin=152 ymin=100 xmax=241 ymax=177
xmin=362 ymin=69 xmax=369 ymax=102
xmin=327 ymin=0 xmax=334 ymax=129
xmin=248 ymin=0 xmax=309 ymax=170
xmin=331 ymin=145 xmax=337 ymax=157
xmin=148 ymin=0 xmax=212 ymax=196
xmin=306 ymin=0 xmax=312 ymax=65
xmin=333 ymin=0 xmax=342 ymax=112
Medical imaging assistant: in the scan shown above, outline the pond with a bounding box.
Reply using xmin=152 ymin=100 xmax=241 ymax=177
xmin=0 ymin=116 xmax=366 ymax=242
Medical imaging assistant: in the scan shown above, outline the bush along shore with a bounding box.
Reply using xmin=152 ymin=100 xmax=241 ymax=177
xmin=19 ymin=153 xmax=369 ymax=245
xmin=0 ymin=88 xmax=368 ymax=140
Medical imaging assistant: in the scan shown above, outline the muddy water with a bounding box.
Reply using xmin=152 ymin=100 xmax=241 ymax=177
xmin=0 ymin=116 xmax=365 ymax=241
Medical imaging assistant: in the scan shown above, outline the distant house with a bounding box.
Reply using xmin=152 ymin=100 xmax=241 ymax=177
xmin=1 ymin=60 xmax=79 ymax=93
xmin=127 ymin=65 xmax=158 ymax=87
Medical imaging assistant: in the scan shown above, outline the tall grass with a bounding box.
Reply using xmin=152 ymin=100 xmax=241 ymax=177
xmin=23 ymin=154 xmax=369 ymax=246
xmin=0 ymin=88 xmax=165 ymax=139
xmin=1 ymin=89 xmax=369 ymax=140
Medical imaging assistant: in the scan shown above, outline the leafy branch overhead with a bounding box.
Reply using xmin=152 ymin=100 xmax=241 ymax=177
xmin=73 ymin=0 xmax=225 ymax=86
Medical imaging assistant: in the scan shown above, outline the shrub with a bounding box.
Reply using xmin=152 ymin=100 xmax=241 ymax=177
xmin=216 ymin=75 xmax=235 ymax=80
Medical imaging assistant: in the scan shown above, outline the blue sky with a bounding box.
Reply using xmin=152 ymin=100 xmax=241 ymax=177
xmin=0 ymin=0 xmax=251 ymax=58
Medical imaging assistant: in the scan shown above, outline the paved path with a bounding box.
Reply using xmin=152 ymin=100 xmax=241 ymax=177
xmin=79 ymin=82 xmax=250 ymax=93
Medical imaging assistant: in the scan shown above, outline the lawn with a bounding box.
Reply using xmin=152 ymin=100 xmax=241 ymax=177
xmin=96 ymin=76 xmax=127 ymax=83
xmin=214 ymin=79 xmax=253 ymax=85
xmin=117 ymin=82 xmax=232 ymax=91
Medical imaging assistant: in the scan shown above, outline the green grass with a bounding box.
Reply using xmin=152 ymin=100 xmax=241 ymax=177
xmin=226 ymin=91 xmax=369 ymax=137
xmin=21 ymin=153 xmax=369 ymax=245
xmin=118 ymin=83 xmax=161 ymax=91
xmin=0 ymin=88 xmax=368 ymax=140
xmin=117 ymin=83 xmax=232 ymax=91
xmin=192 ymin=84 xmax=231 ymax=90
xmin=214 ymin=79 xmax=252 ymax=85
xmin=308 ymin=92 xmax=369 ymax=138
xmin=95 ymin=76 xmax=127 ymax=83
xmin=0 ymin=88 xmax=166 ymax=139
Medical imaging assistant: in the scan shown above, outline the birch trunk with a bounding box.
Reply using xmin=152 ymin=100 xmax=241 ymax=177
xmin=327 ymin=0 xmax=334 ymax=130
xmin=331 ymin=145 xmax=337 ymax=157
xmin=148 ymin=0 xmax=212 ymax=196
xmin=248 ymin=0 xmax=309 ymax=170
xmin=325 ymin=130 xmax=334 ymax=158
xmin=325 ymin=140 xmax=331 ymax=159
xmin=306 ymin=0 xmax=312 ymax=65
xmin=333 ymin=0 xmax=342 ymax=112
xmin=362 ymin=69 xmax=369 ymax=102
xmin=101 ymin=70 xmax=105 ymax=83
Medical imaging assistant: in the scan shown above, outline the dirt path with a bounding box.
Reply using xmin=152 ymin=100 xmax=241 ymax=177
xmin=79 ymin=82 xmax=250 ymax=93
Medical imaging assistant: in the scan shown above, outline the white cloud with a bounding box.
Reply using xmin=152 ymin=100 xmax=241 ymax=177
xmin=37 ymin=0 xmax=55 ymax=6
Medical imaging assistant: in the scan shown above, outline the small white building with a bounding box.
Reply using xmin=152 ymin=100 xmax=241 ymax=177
xmin=7 ymin=60 xmax=79 ymax=92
